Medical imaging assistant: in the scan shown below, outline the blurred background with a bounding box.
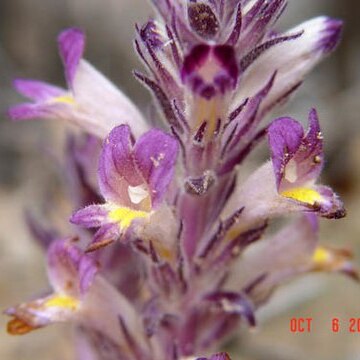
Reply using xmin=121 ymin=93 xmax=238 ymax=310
xmin=0 ymin=0 xmax=359 ymax=359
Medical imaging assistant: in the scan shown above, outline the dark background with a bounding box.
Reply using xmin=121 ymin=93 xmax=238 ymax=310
xmin=0 ymin=1 xmax=359 ymax=359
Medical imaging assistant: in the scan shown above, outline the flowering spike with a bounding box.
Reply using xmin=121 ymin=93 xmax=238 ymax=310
xmin=6 ymin=2 xmax=354 ymax=359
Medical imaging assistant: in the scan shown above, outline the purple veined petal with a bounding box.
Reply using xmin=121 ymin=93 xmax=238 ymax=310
xmin=13 ymin=79 xmax=65 ymax=101
xmin=8 ymin=103 xmax=52 ymax=121
xmin=316 ymin=17 xmax=343 ymax=54
xmin=267 ymin=116 xmax=304 ymax=189
xmin=289 ymin=108 xmax=324 ymax=186
xmin=72 ymin=60 xmax=149 ymax=138
xmin=47 ymin=239 xmax=98 ymax=297
xmin=70 ymin=204 xmax=109 ymax=228
xmin=234 ymin=16 xmax=343 ymax=110
xmin=7 ymin=99 xmax=73 ymax=121
xmin=58 ymin=27 xmax=86 ymax=88
xmin=98 ymin=125 xmax=143 ymax=206
xmin=134 ymin=128 xmax=179 ymax=207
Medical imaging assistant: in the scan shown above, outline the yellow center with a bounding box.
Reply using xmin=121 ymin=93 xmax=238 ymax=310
xmin=281 ymin=187 xmax=322 ymax=205
xmin=44 ymin=295 xmax=79 ymax=310
xmin=52 ymin=95 xmax=76 ymax=105
xmin=108 ymin=206 xmax=149 ymax=229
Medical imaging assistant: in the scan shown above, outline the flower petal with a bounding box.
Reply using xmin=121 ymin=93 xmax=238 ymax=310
xmin=58 ymin=27 xmax=86 ymax=88
xmin=268 ymin=116 xmax=304 ymax=189
xmin=13 ymin=79 xmax=64 ymax=101
xmin=134 ymin=129 xmax=179 ymax=206
xmin=223 ymin=161 xmax=345 ymax=230
xmin=70 ymin=204 xmax=109 ymax=229
xmin=98 ymin=125 xmax=142 ymax=206
xmin=268 ymin=109 xmax=326 ymax=190
xmin=235 ymin=16 xmax=343 ymax=109
xmin=290 ymin=109 xmax=324 ymax=185
xmin=47 ymin=239 xmax=98 ymax=297
xmin=7 ymin=101 xmax=70 ymax=121
xmin=72 ymin=60 xmax=149 ymax=138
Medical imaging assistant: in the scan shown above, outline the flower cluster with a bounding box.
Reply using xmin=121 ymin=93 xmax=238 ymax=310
xmin=6 ymin=1 xmax=357 ymax=359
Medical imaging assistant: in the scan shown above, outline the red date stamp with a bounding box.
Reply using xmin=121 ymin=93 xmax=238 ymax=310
xmin=290 ymin=318 xmax=360 ymax=333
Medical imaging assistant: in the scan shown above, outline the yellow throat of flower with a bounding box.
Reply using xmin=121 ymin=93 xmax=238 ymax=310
xmin=52 ymin=94 xmax=76 ymax=105
xmin=108 ymin=206 xmax=149 ymax=229
xmin=44 ymin=294 xmax=79 ymax=310
xmin=281 ymin=187 xmax=322 ymax=205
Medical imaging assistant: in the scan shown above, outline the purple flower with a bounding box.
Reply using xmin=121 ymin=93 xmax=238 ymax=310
xmin=268 ymin=109 xmax=344 ymax=218
xmin=71 ymin=124 xmax=179 ymax=252
xmin=223 ymin=109 xmax=345 ymax=237
xmin=8 ymin=28 xmax=148 ymax=138
xmin=6 ymin=238 xmax=97 ymax=334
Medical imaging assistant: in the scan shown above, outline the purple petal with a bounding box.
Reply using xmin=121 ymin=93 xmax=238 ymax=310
xmin=8 ymin=103 xmax=53 ymax=121
xmin=98 ymin=125 xmax=142 ymax=205
xmin=316 ymin=18 xmax=343 ymax=54
xmin=57 ymin=27 xmax=86 ymax=88
xmin=70 ymin=204 xmax=109 ymax=228
xmin=290 ymin=108 xmax=324 ymax=185
xmin=7 ymin=101 xmax=71 ymax=122
xmin=181 ymin=44 xmax=238 ymax=97
xmin=13 ymin=79 xmax=64 ymax=101
xmin=268 ymin=117 xmax=304 ymax=189
xmin=47 ymin=239 xmax=98 ymax=297
xmin=134 ymin=129 xmax=178 ymax=206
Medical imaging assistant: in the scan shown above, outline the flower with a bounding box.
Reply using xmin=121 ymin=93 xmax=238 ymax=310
xmin=8 ymin=28 xmax=148 ymax=138
xmin=70 ymin=124 xmax=178 ymax=252
xmin=268 ymin=108 xmax=344 ymax=218
xmin=223 ymin=109 xmax=345 ymax=236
